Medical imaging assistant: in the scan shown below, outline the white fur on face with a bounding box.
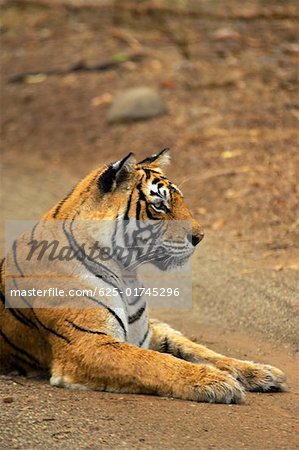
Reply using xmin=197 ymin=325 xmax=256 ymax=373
xmin=147 ymin=180 xmax=183 ymax=207
xmin=148 ymin=182 xmax=168 ymax=199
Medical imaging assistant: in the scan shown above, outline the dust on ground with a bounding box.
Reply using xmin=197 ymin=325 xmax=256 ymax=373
xmin=0 ymin=1 xmax=298 ymax=449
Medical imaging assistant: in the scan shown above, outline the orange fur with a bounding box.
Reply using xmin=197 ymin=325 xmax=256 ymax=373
xmin=0 ymin=151 xmax=287 ymax=402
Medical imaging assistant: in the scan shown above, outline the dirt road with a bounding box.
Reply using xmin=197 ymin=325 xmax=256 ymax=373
xmin=1 ymin=1 xmax=298 ymax=448
xmin=1 ymin=328 xmax=298 ymax=450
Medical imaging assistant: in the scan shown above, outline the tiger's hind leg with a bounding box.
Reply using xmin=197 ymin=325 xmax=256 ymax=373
xmin=149 ymin=319 xmax=287 ymax=393
xmin=0 ymin=305 xmax=49 ymax=377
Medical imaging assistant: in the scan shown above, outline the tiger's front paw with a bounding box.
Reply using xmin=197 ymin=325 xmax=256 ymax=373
xmin=198 ymin=371 xmax=246 ymax=404
xmin=216 ymin=359 xmax=287 ymax=393
xmin=179 ymin=367 xmax=246 ymax=404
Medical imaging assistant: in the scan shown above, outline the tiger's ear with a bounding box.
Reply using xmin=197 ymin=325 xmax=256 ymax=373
xmin=98 ymin=153 xmax=136 ymax=193
xmin=138 ymin=147 xmax=171 ymax=168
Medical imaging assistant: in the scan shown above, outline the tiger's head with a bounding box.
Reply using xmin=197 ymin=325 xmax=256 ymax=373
xmin=47 ymin=149 xmax=204 ymax=271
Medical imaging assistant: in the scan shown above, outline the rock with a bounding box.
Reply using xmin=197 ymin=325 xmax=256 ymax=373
xmin=3 ymin=396 xmax=14 ymax=403
xmin=107 ymin=87 xmax=167 ymax=123
xmin=282 ymin=43 xmax=299 ymax=54
xmin=210 ymin=28 xmax=240 ymax=41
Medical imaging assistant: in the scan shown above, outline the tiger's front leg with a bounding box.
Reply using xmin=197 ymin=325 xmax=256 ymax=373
xmin=43 ymin=310 xmax=244 ymax=404
xmin=149 ymin=319 xmax=287 ymax=393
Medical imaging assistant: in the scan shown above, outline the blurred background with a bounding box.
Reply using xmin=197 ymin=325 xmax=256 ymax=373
xmin=0 ymin=1 xmax=299 ymax=447
xmin=1 ymin=0 xmax=298 ymax=255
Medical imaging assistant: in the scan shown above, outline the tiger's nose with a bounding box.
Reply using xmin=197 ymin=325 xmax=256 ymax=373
xmin=187 ymin=232 xmax=204 ymax=247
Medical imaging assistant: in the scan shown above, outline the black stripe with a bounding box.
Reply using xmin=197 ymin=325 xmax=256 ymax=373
xmin=136 ymin=182 xmax=157 ymax=220
xmin=12 ymin=240 xmax=24 ymax=277
xmin=124 ymin=191 xmax=133 ymax=221
xmin=169 ymin=187 xmax=174 ymax=203
xmin=136 ymin=199 xmax=141 ymax=221
xmin=0 ymin=286 xmax=38 ymax=329
xmin=0 ymin=329 xmax=43 ymax=368
xmin=143 ymin=168 xmax=152 ymax=179
xmin=151 ymin=178 xmax=160 ymax=185
xmin=52 ymin=187 xmax=75 ymax=218
xmin=0 ymin=291 xmax=34 ymax=328
xmin=175 ymin=347 xmax=184 ymax=360
xmin=85 ymin=295 xmax=127 ymax=338
xmin=139 ymin=328 xmax=150 ymax=347
xmin=0 ymin=258 xmax=4 ymax=278
xmin=145 ymin=202 xmax=156 ymax=220
xmin=128 ymin=305 xmax=146 ymax=324
xmin=33 ymin=313 xmax=70 ymax=343
xmin=147 ymin=169 xmax=164 ymax=176
xmin=30 ymin=222 xmax=38 ymax=244
xmin=8 ymin=309 xmax=37 ymax=329
xmin=136 ymin=182 xmax=146 ymax=202
xmin=0 ymin=290 xmax=6 ymax=306
xmin=5 ymin=254 xmax=40 ymax=329
xmin=160 ymin=336 xmax=170 ymax=353
xmin=66 ymin=319 xmax=108 ymax=336
xmin=6 ymin=250 xmax=70 ymax=341
xmin=2 ymin=284 xmax=70 ymax=340
xmin=11 ymin=311 xmax=37 ymax=329
xmin=64 ymin=219 xmax=121 ymax=290
xmin=4 ymin=305 xmax=37 ymax=329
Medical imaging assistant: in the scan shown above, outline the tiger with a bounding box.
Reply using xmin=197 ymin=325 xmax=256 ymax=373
xmin=0 ymin=149 xmax=287 ymax=403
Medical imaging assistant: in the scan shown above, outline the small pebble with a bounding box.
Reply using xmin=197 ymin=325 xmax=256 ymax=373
xmin=3 ymin=396 xmax=14 ymax=403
